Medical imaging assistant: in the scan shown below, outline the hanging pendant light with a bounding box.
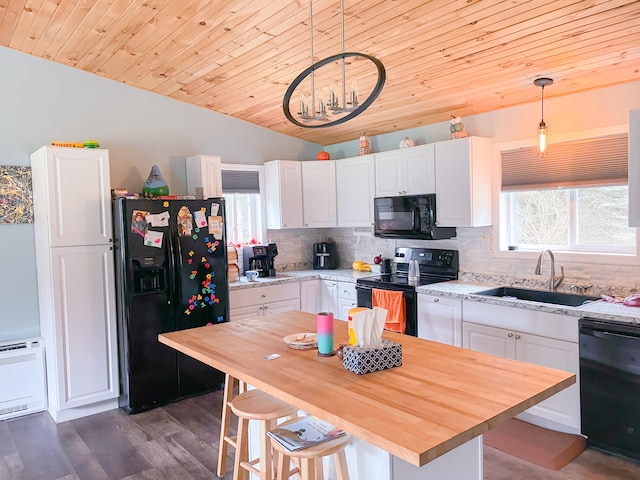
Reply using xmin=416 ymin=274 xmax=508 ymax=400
xmin=534 ymin=77 xmax=553 ymax=157
xmin=282 ymin=0 xmax=385 ymax=128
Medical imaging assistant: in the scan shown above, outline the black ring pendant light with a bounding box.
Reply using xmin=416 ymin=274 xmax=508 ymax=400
xmin=282 ymin=52 xmax=386 ymax=128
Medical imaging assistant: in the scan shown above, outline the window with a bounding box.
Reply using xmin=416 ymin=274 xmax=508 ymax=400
xmin=221 ymin=165 xmax=266 ymax=247
xmin=500 ymin=134 xmax=635 ymax=255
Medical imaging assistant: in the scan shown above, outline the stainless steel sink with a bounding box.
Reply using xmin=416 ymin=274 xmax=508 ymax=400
xmin=474 ymin=286 xmax=600 ymax=307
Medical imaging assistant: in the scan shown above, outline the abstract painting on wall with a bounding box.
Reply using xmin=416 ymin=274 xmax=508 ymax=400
xmin=0 ymin=166 xmax=33 ymax=224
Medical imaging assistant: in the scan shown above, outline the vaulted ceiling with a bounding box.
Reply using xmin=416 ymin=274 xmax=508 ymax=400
xmin=1 ymin=0 xmax=639 ymax=146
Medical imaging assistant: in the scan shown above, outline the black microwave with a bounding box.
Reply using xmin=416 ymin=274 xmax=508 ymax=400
xmin=373 ymin=194 xmax=456 ymax=240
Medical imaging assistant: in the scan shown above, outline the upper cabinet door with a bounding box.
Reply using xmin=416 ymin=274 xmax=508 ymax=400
xmin=302 ymin=160 xmax=337 ymax=227
xmin=629 ymin=109 xmax=640 ymax=226
xmin=264 ymin=160 xmax=304 ymax=229
xmin=31 ymin=147 xmax=112 ymax=247
xmin=186 ymin=154 xmax=222 ymax=198
xmin=435 ymin=137 xmax=493 ymax=227
xmin=336 ymin=154 xmax=375 ymax=227
xmin=403 ymin=144 xmax=436 ymax=195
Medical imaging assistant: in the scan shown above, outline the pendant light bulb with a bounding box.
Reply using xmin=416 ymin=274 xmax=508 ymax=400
xmin=534 ymin=77 xmax=553 ymax=158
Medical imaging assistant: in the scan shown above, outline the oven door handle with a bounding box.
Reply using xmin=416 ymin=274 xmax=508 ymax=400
xmin=356 ymin=284 xmax=373 ymax=292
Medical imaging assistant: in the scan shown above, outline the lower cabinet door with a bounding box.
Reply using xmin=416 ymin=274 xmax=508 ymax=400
xmin=263 ymin=298 xmax=300 ymax=317
xmin=417 ymin=294 xmax=462 ymax=346
xmin=230 ymin=304 xmax=263 ymax=321
xmin=51 ymin=245 xmax=118 ymax=410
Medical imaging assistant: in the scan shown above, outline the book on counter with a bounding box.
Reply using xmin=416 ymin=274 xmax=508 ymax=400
xmin=267 ymin=416 xmax=346 ymax=452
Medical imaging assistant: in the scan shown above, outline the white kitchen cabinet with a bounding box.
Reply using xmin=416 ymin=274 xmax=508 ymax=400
xmin=229 ymin=283 xmax=300 ymax=320
xmin=434 ymin=136 xmax=493 ymax=227
xmin=185 ymin=154 xmax=222 ymax=198
xmin=302 ymin=160 xmax=337 ymax=227
xmin=629 ymin=109 xmax=640 ymax=226
xmin=375 ymin=144 xmax=435 ymax=197
xmin=417 ymin=294 xmax=462 ymax=347
xmin=462 ymin=300 xmax=580 ymax=433
xmin=300 ymin=278 xmax=322 ymax=313
xmin=321 ymin=280 xmax=357 ymax=321
xmin=31 ymin=146 xmax=118 ymax=423
xmin=336 ymin=154 xmax=375 ymax=227
xmin=264 ymin=160 xmax=303 ymax=229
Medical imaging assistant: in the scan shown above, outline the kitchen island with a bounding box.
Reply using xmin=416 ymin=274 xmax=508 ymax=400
xmin=159 ymin=311 xmax=575 ymax=479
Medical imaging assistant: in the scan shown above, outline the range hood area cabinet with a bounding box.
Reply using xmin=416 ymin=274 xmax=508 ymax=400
xmin=375 ymin=144 xmax=436 ymax=197
xmin=434 ymin=137 xmax=493 ymax=227
xmin=629 ymin=109 xmax=640 ymax=227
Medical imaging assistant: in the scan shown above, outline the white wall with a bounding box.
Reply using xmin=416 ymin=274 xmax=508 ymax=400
xmin=0 ymin=46 xmax=319 ymax=342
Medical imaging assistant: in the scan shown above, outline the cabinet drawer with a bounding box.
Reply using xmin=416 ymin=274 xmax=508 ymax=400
xmin=230 ymin=282 xmax=300 ymax=308
xmin=337 ymin=282 xmax=356 ymax=301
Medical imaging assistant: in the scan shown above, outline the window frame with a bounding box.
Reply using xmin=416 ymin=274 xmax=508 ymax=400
xmin=221 ymin=163 xmax=267 ymax=246
xmin=492 ymin=124 xmax=639 ymax=266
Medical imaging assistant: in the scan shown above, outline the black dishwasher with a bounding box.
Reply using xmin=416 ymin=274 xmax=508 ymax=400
xmin=579 ymin=317 xmax=640 ymax=462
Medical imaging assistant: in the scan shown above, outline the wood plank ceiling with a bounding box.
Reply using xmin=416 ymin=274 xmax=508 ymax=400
xmin=1 ymin=0 xmax=639 ymax=146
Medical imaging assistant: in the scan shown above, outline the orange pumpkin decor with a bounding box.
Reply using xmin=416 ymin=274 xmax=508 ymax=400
xmin=317 ymin=149 xmax=331 ymax=160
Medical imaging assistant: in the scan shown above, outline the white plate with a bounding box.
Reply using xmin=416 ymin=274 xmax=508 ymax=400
xmin=283 ymin=333 xmax=317 ymax=347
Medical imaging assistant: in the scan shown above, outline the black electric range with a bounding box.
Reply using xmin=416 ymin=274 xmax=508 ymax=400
xmin=355 ymin=247 xmax=459 ymax=337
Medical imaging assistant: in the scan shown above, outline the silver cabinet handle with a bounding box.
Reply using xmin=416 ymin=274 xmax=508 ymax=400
xmin=507 ymin=332 xmax=514 ymax=338
xmin=433 ymin=298 xmax=439 ymax=303
xmin=515 ymin=334 xmax=521 ymax=340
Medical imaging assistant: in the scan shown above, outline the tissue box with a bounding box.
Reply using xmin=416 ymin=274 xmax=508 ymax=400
xmin=342 ymin=340 xmax=402 ymax=375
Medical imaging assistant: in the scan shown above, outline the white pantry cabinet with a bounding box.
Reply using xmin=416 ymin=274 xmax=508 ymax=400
xmin=229 ymin=283 xmax=300 ymax=320
xmin=417 ymin=294 xmax=462 ymax=347
xmin=434 ymin=136 xmax=493 ymax=227
xmin=629 ymin=109 xmax=640 ymax=226
xmin=31 ymin=146 xmax=118 ymax=423
xmin=462 ymin=300 xmax=580 ymax=433
xmin=302 ymin=160 xmax=337 ymax=227
xmin=375 ymin=144 xmax=435 ymax=197
xmin=336 ymin=154 xmax=375 ymax=227
xmin=264 ymin=160 xmax=303 ymax=229
xmin=185 ymin=154 xmax=222 ymax=198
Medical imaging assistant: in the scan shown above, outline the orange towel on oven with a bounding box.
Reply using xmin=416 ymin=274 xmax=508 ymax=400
xmin=372 ymin=288 xmax=406 ymax=334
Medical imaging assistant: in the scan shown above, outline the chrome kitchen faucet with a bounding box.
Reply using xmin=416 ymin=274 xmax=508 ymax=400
xmin=535 ymin=249 xmax=565 ymax=291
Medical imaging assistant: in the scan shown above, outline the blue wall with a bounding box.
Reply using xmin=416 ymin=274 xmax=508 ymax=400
xmin=0 ymin=46 xmax=319 ymax=342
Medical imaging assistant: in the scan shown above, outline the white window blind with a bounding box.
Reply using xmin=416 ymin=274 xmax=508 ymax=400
xmin=221 ymin=170 xmax=260 ymax=194
xmin=501 ymin=134 xmax=628 ymax=191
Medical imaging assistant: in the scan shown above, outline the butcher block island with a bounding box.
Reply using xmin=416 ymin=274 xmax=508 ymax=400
xmin=159 ymin=311 xmax=575 ymax=479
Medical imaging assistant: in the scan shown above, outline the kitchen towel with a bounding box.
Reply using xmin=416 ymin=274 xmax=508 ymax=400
xmin=372 ymin=288 xmax=406 ymax=334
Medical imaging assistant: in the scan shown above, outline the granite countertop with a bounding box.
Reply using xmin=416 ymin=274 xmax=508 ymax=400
xmin=228 ymin=269 xmax=370 ymax=290
xmin=417 ymin=281 xmax=640 ymax=324
xmin=229 ymin=269 xmax=640 ymax=324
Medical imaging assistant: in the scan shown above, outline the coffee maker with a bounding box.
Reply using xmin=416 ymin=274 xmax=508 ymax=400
xmin=313 ymin=241 xmax=338 ymax=270
xmin=245 ymin=243 xmax=278 ymax=277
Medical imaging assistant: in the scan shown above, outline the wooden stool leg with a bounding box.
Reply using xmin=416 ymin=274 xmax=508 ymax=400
xmin=217 ymin=374 xmax=235 ymax=477
xmin=334 ymin=450 xmax=350 ymax=480
xmin=258 ymin=419 xmax=275 ymax=480
xmin=314 ymin=457 xmax=323 ymax=480
xmin=300 ymin=458 xmax=316 ymax=480
xmin=275 ymin=450 xmax=289 ymax=480
xmin=233 ymin=416 xmax=249 ymax=480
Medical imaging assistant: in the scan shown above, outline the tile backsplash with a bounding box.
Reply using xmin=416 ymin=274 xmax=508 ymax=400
xmin=267 ymin=226 xmax=639 ymax=298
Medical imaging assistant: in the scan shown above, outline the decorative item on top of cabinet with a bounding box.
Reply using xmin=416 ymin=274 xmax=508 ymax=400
xmin=399 ymin=136 xmax=415 ymax=149
xmin=316 ymin=149 xmax=331 ymax=160
xmin=449 ymin=115 xmax=468 ymax=140
xmin=142 ymin=165 xmax=169 ymax=198
xmin=186 ymin=154 xmax=222 ymax=199
xmin=358 ymin=132 xmax=372 ymax=155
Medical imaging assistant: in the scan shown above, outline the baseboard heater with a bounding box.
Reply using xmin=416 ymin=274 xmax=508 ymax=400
xmin=0 ymin=338 xmax=46 ymax=420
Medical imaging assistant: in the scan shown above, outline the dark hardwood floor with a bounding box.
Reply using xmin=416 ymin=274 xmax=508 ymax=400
xmin=1 ymin=390 xmax=638 ymax=480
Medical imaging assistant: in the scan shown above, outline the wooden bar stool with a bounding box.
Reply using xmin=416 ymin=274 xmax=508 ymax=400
xmin=230 ymin=389 xmax=299 ymax=480
xmin=270 ymin=416 xmax=352 ymax=480
xmin=217 ymin=373 xmax=247 ymax=477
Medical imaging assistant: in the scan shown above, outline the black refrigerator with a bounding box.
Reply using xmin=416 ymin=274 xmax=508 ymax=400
xmin=113 ymin=197 xmax=229 ymax=413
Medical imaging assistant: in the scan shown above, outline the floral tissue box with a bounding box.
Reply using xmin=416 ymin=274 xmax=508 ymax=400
xmin=342 ymin=340 xmax=402 ymax=375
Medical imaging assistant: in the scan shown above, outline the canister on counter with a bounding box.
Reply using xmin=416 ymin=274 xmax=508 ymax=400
xmin=347 ymin=307 xmax=368 ymax=345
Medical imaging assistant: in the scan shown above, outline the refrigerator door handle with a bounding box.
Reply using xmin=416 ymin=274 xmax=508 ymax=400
xmin=167 ymin=228 xmax=177 ymax=306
